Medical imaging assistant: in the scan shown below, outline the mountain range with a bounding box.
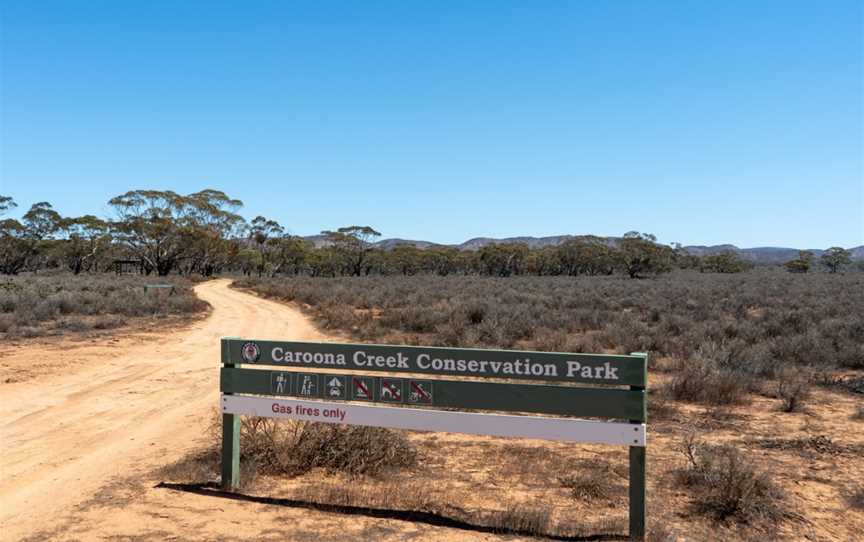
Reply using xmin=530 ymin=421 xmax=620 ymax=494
xmin=303 ymin=234 xmax=864 ymax=264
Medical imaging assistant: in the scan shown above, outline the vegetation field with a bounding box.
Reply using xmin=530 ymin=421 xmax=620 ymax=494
xmin=0 ymin=273 xmax=208 ymax=340
xmin=208 ymin=271 xmax=864 ymax=540
xmin=234 ymin=270 xmax=863 ymax=372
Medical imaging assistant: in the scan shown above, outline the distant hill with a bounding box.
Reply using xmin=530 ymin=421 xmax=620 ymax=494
xmin=301 ymin=234 xmax=863 ymax=262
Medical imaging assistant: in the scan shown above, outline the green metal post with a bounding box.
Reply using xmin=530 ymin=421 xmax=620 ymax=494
xmin=221 ymin=337 xmax=241 ymax=490
xmin=628 ymin=352 xmax=648 ymax=540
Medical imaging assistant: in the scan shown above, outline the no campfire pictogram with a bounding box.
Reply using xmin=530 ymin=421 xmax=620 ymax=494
xmin=351 ymin=376 xmax=374 ymax=401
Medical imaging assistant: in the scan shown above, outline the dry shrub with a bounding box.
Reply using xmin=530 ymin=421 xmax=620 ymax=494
xmin=158 ymin=448 xmax=223 ymax=484
xmin=158 ymin=414 xmax=227 ymax=485
xmin=648 ymin=390 xmax=678 ymax=421
xmin=0 ymin=274 xmax=207 ymax=339
xmin=296 ymin=479 xmax=437 ymax=512
xmin=847 ymin=487 xmax=864 ymax=510
xmin=758 ymin=435 xmax=845 ymax=456
xmin=237 ymin=271 xmax=864 ymax=372
xmin=664 ymin=361 xmax=750 ymax=406
xmin=558 ymin=469 xmax=615 ymax=500
xmin=646 ymin=524 xmax=680 ymax=542
xmin=240 ymin=417 xmax=417 ymax=476
xmin=486 ymin=503 xmax=552 ymax=536
xmin=557 ymin=457 xmax=626 ymax=502
xmin=676 ymin=432 xmax=786 ymax=525
xmin=854 ymin=406 xmax=864 ymax=421
xmin=775 ymin=368 xmax=811 ymax=412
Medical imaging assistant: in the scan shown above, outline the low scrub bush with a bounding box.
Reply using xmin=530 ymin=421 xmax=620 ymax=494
xmin=487 ymin=504 xmax=552 ymax=536
xmin=239 ymin=417 xmax=417 ymax=476
xmin=663 ymin=361 xmax=750 ymax=406
xmin=558 ymin=469 xmax=616 ymax=500
xmin=0 ymin=274 xmax=207 ymax=339
xmin=676 ymin=432 xmax=787 ymax=525
xmin=236 ymin=270 xmax=863 ymax=372
xmin=775 ymin=368 xmax=812 ymax=412
xmin=847 ymin=487 xmax=864 ymax=510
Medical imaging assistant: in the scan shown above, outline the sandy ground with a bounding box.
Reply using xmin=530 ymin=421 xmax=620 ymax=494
xmin=0 ymin=280 xmax=518 ymax=541
xmin=0 ymin=279 xmax=350 ymax=541
xmin=2 ymin=279 xmax=862 ymax=542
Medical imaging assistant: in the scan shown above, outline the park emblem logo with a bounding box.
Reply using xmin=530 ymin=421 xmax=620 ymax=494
xmin=241 ymin=342 xmax=261 ymax=363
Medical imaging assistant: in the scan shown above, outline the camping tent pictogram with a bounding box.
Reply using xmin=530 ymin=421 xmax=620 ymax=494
xmin=326 ymin=376 xmax=347 ymax=399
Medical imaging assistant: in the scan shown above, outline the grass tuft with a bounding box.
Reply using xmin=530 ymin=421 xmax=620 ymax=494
xmin=675 ymin=432 xmax=787 ymax=525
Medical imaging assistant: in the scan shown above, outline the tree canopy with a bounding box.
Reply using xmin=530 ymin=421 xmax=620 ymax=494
xmin=0 ymin=190 xmax=856 ymax=278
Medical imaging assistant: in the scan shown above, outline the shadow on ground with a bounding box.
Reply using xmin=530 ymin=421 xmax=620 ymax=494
xmin=156 ymin=481 xmax=629 ymax=541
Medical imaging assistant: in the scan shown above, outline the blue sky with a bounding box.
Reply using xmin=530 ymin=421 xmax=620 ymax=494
xmin=1 ymin=1 xmax=862 ymax=248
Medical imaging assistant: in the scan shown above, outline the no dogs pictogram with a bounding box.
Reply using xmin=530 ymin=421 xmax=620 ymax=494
xmin=379 ymin=378 xmax=403 ymax=402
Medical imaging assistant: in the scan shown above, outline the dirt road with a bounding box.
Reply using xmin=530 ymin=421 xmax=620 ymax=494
xmin=0 ymin=279 xmax=336 ymax=541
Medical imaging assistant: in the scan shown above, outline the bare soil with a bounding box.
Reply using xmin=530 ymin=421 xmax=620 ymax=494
xmin=1 ymin=279 xmax=862 ymax=541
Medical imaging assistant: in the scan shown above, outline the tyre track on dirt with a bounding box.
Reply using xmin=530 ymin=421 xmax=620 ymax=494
xmin=0 ymin=279 xmax=333 ymax=540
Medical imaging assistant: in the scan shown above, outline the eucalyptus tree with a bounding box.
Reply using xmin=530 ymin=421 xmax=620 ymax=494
xmin=0 ymin=195 xmax=16 ymax=216
xmin=61 ymin=215 xmax=111 ymax=274
xmin=616 ymin=232 xmax=673 ymax=279
xmin=109 ymin=189 xmax=245 ymax=276
xmin=785 ymin=250 xmax=813 ymax=274
xmin=248 ymin=215 xmax=284 ymax=276
xmin=321 ymin=226 xmax=382 ymax=276
xmin=0 ymin=196 xmax=27 ymax=274
xmin=183 ymin=190 xmax=246 ymax=276
xmin=820 ymin=247 xmax=851 ymax=274
xmin=478 ymin=243 xmax=529 ymax=277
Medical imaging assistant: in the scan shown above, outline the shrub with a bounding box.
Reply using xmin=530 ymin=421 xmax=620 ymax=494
xmin=235 ymin=270 xmax=864 ymax=372
xmin=775 ymin=368 xmax=811 ymax=412
xmin=847 ymin=487 xmax=864 ymax=510
xmin=558 ymin=469 xmax=614 ymax=500
xmin=487 ymin=504 xmax=552 ymax=536
xmin=0 ymin=274 xmax=207 ymax=339
xmin=676 ymin=432 xmax=786 ymax=524
xmin=239 ymin=417 xmax=417 ymax=476
xmin=664 ymin=361 xmax=750 ymax=406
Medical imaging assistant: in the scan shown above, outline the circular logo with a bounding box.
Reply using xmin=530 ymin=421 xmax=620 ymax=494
xmin=241 ymin=342 xmax=261 ymax=363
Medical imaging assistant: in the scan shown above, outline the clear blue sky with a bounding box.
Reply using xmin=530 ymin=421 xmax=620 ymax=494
xmin=1 ymin=1 xmax=862 ymax=248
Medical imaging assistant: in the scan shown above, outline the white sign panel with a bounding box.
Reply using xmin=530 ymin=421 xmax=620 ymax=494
xmin=221 ymin=394 xmax=646 ymax=447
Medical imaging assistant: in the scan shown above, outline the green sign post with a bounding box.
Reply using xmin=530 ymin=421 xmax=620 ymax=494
xmin=219 ymin=338 xmax=649 ymax=540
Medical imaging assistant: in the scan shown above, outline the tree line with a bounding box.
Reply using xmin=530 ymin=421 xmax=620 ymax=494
xmin=0 ymin=190 xmax=855 ymax=278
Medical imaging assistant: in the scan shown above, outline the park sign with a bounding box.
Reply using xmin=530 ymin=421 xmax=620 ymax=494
xmin=225 ymin=339 xmax=646 ymax=386
xmin=219 ymin=338 xmax=649 ymax=540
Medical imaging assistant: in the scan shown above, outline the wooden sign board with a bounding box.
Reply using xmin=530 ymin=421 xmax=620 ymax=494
xmin=225 ymin=339 xmax=647 ymax=386
xmin=219 ymin=337 xmax=649 ymax=540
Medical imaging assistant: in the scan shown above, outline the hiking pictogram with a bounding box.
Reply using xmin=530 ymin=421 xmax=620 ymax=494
xmin=297 ymin=374 xmax=319 ymax=397
xmin=270 ymin=372 xmax=291 ymax=395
